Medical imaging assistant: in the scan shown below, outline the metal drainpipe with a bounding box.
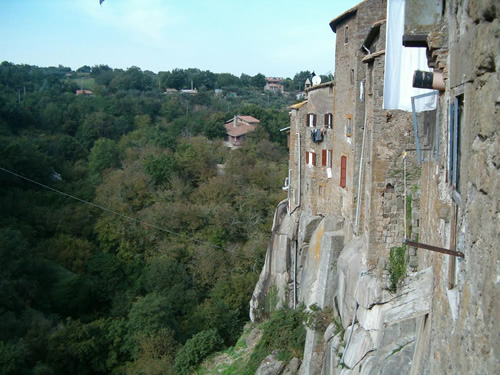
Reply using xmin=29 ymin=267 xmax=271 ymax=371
xmin=289 ymin=132 xmax=301 ymax=215
xmin=293 ymin=240 xmax=297 ymax=309
xmin=354 ymin=101 xmax=368 ymax=235
xmin=291 ymin=131 xmax=301 ymax=309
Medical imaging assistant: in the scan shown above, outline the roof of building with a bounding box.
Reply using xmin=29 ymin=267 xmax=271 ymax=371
xmin=237 ymin=115 xmax=260 ymax=124
xmin=361 ymin=19 xmax=386 ymax=50
xmin=224 ymin=115 xmax=259 ymax=137
xmin=305 ymin=80 xmax=334 ymax=93
xmin=225 ymin=122 xmax=257 ymax=137
xmin=76 ymin=89 xmax=92 ymax=95
xmin=329 ymin=3 xmax=359 ymax=32
xmin=266 ymin=77 xmax=284 ymax=82
xmin=289 ymin=101 xmax=308 ymax=110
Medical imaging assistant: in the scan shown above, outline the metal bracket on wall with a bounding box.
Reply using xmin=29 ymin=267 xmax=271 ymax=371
xmin=404 ymin=239 xmax=465 ymax=258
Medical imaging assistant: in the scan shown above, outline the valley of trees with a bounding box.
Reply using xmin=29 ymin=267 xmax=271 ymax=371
xmin=0 ymin=62 xmax=309 ymax=374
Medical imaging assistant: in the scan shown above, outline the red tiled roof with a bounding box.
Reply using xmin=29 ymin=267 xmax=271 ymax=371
xmin=225 ymin=121 xmax=257 ymax=137
xmin=237 ymin=115 xmax=260 ymax=124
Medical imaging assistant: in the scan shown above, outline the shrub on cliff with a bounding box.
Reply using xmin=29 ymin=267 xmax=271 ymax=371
xmin=174 ymin=329 xmax=224 ymax=375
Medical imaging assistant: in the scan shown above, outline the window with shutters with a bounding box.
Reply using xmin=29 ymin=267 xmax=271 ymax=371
xmin=306 ymin=151 xmax=316 ymax=166
xmin=346 ymin=114 xmax=352 ymax=137
xmin=322 ymin=149 xmax=332 ymax=167
xmin=340 ymin=155 xmax=347 ymax=188
xmin=307 ymin=113 xmax=317 ymax=127
xmin=324 ymin=113 xmax=333 ymax=128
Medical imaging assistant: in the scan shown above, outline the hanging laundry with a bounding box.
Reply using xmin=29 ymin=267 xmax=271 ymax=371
xmin=311 ymin=129 xmax=323 ymax=143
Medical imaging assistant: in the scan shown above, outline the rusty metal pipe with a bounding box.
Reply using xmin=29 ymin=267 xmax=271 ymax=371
xmin=404 ymin=239 xmax=464 ymax=258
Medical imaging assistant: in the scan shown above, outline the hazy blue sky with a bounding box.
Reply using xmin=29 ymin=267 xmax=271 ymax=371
xmin=0 ymin=0 xmax=360 ymax=78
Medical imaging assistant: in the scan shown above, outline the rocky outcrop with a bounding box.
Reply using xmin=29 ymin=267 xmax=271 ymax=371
xmin=250 ymin=199 xmax=435 ymax=374
xmin=256 ymin=352 xmax=287 ymax=375
xmin=250 ymin=200 xmax=291 ymax=322
xmin=250 ymin=207 xmax=344 ymax=322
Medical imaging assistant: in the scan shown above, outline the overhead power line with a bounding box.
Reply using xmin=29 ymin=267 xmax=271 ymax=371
xmin=0 ymin=166 xmax=258 ymax=260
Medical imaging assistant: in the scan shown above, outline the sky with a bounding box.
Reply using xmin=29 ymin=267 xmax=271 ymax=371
xmin=0 ymin=0 xmax=361 ymax=78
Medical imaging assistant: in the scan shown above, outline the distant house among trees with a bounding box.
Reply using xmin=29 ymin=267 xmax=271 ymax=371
xmin=224 ymin=115 xmax=260 ymax=148
xmin=264 ymin=77 xmax=285 ymax=93
xmin=75 ymin=89 xmax=92 ymax=95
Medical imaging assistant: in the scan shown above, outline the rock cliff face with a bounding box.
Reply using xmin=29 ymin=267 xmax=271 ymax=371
xmin=250 ymin=206 xmax=433 ymax=374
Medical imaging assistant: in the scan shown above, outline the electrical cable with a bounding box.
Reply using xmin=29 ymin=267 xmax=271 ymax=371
xmin=0 ymin=166 xmax=258 ymax=260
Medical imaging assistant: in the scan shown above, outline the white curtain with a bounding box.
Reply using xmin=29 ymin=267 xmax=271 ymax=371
xmin=383 ymin=0 xmax=437 ymax=112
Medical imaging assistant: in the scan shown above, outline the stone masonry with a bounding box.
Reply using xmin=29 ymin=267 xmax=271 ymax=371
xmin=405 ymin=0 xmax=499 ymax=374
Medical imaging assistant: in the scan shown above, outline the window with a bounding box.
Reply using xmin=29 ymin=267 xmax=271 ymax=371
xmin=324 ymin=113 xmax=333 ymax=128
xmin=449 ymin=94 xmax=463 ymax=199
xmin=367 ymin=64 xmax=373 ymax=95
xmin=346 ymin=114 xmax=352 ymax=137
xmin=344 ymin=25 xmax=349 ymax=44
xmin=306 ymin=151 xmax=316 ymax=166
xmin=307 ymin=113 xmax=317 ymax=127
xmin=322 ymin=149 xmax=332 ymax=167
xmin=340 ymin=156 xmax=347 ymax=188
xmin=318 ymin=184 xmax=324 ymax=196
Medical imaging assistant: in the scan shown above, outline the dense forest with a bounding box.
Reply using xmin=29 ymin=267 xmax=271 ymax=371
xmin=0 ymin=62 xmax=310 ymax=374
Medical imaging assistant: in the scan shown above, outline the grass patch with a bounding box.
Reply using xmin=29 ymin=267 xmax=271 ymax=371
xmin=197 ymin=307 xmax=306 ymax=375
xmin=264 ymin=284 xmax=280 ymax=317
xmin=388 ymin=244 xmax=406 ymax=292
xmin=390 ymin=345 xmax=404 ymax=356
xmin=247 ymin=306 xmax=306 ymax=370
xmin=406 ymin=194 xmax=413 ymax=239
xmin=304 ymin=304 xmax=334 ymax=333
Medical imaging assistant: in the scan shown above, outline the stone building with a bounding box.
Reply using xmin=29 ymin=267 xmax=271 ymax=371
xmin=328 ymin=0 xmax=388 ymax=242
xmin=288 ymin=81 xmax=335 ymax=217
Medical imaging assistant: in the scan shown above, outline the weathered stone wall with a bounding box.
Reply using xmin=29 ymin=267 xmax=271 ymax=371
xmin=288 ymin=102 xmax=305 ymax=213
xmin=302 ymin=83 xmax=336 ymax=217
xmin=288 ymin=83 xmax=336 ymax=218
xmin=412 ymin=0 xmax=499 ymax=374
xmin=358 ymin=21 xmax=422 ymax=270
xmin=331 ymin=0 xmax=388 ymax=241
